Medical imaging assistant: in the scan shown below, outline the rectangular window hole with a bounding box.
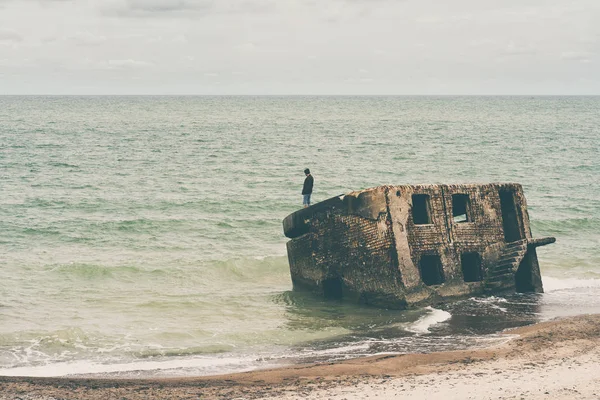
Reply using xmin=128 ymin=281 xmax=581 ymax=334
xmin=412 ymin=194 xmax=432 ymax=225
xmin=452 ymin=194 xmax=472 ymax=223
xmin=419 ymin=254 xmax=445 ymax=286
xmin=461 ymin=252 xmax=482 ymax=282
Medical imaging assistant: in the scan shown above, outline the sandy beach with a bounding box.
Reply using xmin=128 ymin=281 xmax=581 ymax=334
xmin=1 ymin=313 xmax=599 ymax=399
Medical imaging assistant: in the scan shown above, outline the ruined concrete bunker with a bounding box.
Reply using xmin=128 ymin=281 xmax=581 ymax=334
xmin=283 ymin=183 xmax=555 ymax=309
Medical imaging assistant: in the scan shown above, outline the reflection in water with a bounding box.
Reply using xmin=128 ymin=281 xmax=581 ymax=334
xmin=273 ymin=290 xmax=424 ymax=332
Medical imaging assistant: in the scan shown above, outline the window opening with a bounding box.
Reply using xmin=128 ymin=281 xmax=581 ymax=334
xmin=452 ymin=194 xmax=472 ymax=223
xmin=419 ymin=254 xmax=445 ymax=286
xmin=412 ymin=194 xmax=432 ymax=225
xmin=461 ymin=252 xmax=482 ymax=282
xmin=499 ymin=190 xmax=522 ymax=242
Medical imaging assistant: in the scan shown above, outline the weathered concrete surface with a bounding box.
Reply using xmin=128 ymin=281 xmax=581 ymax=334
xmin=283 ymin=183 xmax=555 ymax=309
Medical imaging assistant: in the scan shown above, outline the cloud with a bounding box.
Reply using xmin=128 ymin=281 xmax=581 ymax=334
xmin=1 ymin=0 xmax=599 ymax=94
xmin=126 ymin=0 xmax=200 ymax=12
xmin=415 ymin=13 xmax=473 ymax=25
xmin=69 ymin=32 xmax=107 ymax=46
xmin=0 ymin=28 xmax=23 ymax=42
xmin=219 ymin=0 xmax=276 ymax=15
xmin=561 ymin=51 xmax=593 ymax=63
xmin=235 ymin=42 xmax=256 ymax=52
xmin=0 ymin=0 xmax=72 ymax=2
xmin=99 ymin=0 xmax=278 ymax=18
xmin=103 ymin=0 xmax=214 ymax=17
xmin=345 ymin=77 xmax=374 ymax=84
xmin=106 ymin=59 xmax=153 ymax=69
xmin=502 ymin=41 xmax=537 ymax=56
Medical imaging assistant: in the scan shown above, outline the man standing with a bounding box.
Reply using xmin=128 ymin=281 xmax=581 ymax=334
xmin=302 ymin=168 xmax=314 ymax=208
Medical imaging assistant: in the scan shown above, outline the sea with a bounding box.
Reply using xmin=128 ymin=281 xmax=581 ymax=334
xmin=1 ymin=96 xmax=599 ymax=378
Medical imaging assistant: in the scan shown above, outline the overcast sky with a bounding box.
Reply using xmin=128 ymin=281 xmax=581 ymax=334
xmin=0 ymin=0 xmax=598 ymax=94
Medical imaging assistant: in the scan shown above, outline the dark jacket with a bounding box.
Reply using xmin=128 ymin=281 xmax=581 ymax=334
xmin=302 ymin=175 xmax=314 ymax=195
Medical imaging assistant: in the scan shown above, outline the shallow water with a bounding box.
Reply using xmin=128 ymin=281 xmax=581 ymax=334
xmin=0 ymin=96 xmax=599 ymax=377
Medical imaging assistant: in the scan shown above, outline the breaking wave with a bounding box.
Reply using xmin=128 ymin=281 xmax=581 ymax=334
xmin=405 ymin=307 xmax=452 ymax=334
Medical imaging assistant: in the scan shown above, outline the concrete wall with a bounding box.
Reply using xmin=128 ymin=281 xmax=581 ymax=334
xmin=285 ymin=182 xmax=540 ymax=309
xmin=387 ymin=183 xmax=531 ymax=305
xmin=288 ymin=187 xmax=407 ymax=308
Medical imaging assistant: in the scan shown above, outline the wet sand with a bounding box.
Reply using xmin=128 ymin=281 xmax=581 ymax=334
xmin=1 ymin=314 xmax=599 ymax=399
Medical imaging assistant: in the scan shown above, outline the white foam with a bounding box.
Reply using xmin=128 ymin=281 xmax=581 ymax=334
xmin=405 ymin=307 xmax=452 ymax=334
xmin=297 ymin=342 xmax=371 ymax=357
xmin=0 ymin=355 xmax=265 ymax=378
xmin=467 ymin=296 xmax=508 ymax=312
xmin=469 ymin=296 xmax=508 ymax=304
xmin=542 ymin=276 xmax=600 ymax=292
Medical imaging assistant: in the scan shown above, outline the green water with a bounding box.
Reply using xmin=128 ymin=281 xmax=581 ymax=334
xmin=0 ymin=96 xmax=599 ymax=376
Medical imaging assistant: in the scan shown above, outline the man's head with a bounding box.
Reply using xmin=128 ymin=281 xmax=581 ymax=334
xmin=304 ymin=168 xmax=310 ymax=175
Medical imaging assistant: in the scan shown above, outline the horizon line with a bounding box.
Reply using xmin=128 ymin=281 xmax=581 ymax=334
xmin=1 ymin=94 xmax=600 ymax=97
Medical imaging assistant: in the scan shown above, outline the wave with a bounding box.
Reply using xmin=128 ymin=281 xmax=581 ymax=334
xmin=18 ymin=227 xmax=62 ymax=237
xmin=37 ymin=256 xmax=289 ymax=286
xmin=467 ymin=296 xmax=509 ymax=313
xmin=205 ymin=256 xmax=290 ymax=282
xmin=133 ymin=345 xmax=235 ymax=358
xmin=532 ymin=217 xmax=600 ymax=235
xmin=405 ymin=307 xmax=452 ymax=334
xmin=44 ymin=263 xmax=146 ymax=279
xmin=22 ymin=198 xmax=70 ymax=208
xmin=48 ymin=162 xmax=80 ymax=169
xmin=543 ymin=276 xmax=600 ymax=292
xmin=0 ymin=354 xmax=264 ymax=378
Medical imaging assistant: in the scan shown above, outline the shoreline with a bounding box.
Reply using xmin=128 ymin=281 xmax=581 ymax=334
xmin=1 ymin=313 xmax=599 ymax=399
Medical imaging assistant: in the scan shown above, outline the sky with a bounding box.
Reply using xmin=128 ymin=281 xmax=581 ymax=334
xmin=0 ymin=0 xmax=599 ymax=95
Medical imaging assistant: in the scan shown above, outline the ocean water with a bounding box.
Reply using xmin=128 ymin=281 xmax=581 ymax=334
xmin=0 ymin=96 xmax=599 ymax=377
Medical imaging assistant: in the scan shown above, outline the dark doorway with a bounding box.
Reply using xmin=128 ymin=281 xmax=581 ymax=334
xmin=412 ymin=194 xmax=432 ymax=225
xmin=419 ymin=255 xmax=445 ymax=286
xmin=499 ymin=190 xmax=522 ymax=242
xmin=461 ymin=252 xmax=482 ymax=282
xmin=515 ymin=252 xmax=535 ymax=292
xmin=323 ymin=277 xmax=343 ymax=299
